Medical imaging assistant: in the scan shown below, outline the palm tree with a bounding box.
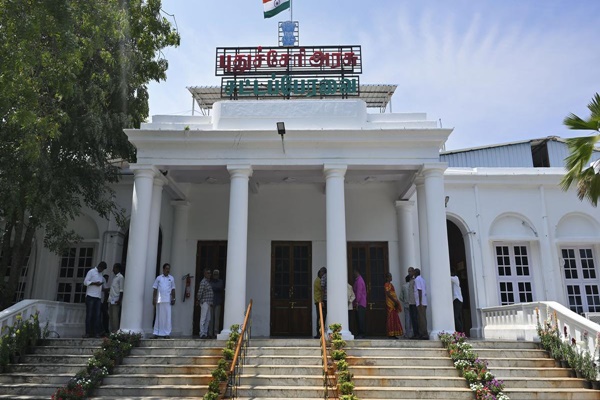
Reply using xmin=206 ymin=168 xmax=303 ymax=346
xmin=561 ymin=93 xmax=600 ymax=206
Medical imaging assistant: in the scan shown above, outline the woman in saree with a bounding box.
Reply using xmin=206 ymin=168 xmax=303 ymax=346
xmin=384 ymin=272 xmax=403 ymax=339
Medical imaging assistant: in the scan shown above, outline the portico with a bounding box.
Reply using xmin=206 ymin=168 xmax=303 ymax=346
xmin=121 ymin=99 xmax=455 ymax=339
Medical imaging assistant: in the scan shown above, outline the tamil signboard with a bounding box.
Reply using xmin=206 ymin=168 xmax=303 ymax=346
xmin=215 ymin=45 xmax=362 ymax=99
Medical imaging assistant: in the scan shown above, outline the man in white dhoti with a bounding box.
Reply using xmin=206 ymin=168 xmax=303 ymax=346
xmin=152 ymin=263 xmax=176 ymax=338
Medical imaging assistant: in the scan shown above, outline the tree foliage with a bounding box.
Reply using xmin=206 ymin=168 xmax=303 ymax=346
xmin=0 ymin=0 xmax=180 ymax=309
xmin=561 ymin=93 xmax=600 ymax=207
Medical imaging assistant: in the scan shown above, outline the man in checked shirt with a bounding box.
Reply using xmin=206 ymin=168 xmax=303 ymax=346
xmin=196 ymin=269 xmax=214 ymax=339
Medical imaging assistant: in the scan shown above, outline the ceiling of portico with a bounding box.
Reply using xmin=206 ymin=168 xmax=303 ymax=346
xmin=167 ymin=166 xmax=418 ymax=198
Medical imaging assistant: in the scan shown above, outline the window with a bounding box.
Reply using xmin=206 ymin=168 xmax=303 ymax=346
xmin=562 ymin=247 xmax=600 ymax=314
xmin=56 ymin=246 xmax=95 ymax=303
xmin=494 ymin=243 xmax=534 ymax=305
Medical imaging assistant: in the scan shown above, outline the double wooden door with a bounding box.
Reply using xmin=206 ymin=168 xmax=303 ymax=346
xmin=347 ymin=242 xmax=388 ymax=337
xmin=270 ymin=241 xmax=312 ymax=336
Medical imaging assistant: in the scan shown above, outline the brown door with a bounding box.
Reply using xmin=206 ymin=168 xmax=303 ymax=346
xmin=270 ymin=241 xmax=312 ymax=337
xmin=193 ymin=241 xmax=227 ymax=336
xmin=347 ymin=242 xmax=388 ymax=337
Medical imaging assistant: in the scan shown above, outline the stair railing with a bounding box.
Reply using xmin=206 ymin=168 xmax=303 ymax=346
xmin=319 ymin=301 xmax=338 ymax=399
xmin=223 ymin=299 xmax=253 ymax=399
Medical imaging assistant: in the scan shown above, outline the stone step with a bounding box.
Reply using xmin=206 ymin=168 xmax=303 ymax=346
xmin=346 ymin=347 xmax=449 ymax=357
xmin=92 ymin=385 xmax=208 ymax=398
xmin=113 ymin=364 xmax=214 ymax=374
xmin=500 ymin=377 xmax=589 ymax=389
xmin=121 ymin=355 xmax=220 ymax=365
xmin=43 ymin=338 xmax=104 ymax=347
xmin=139 ymin=338 xmax=225 ymax=347
xmin=8 ymin=364 xmax=83 ymax=374
xmin=32 ymin=346 xmax=101 ymax=355
xmin=0 ymin=373 xmax=72 ymax=385
xmin=352 ymin=365 xmax=457 ymax=376
xmin=353 ymin=376 xmax=468 ymax=388
xmin=503 ymin=388 xmax=599 ymax=400
xmin=243 ymin=364 xmax=323 ymax=375
xmin=18 ymin=354 xmax=90 ymax=364
xmin=0 ymin=396 xmax=52 ymax=400
xmin=489 ymin=366 xmax=574 ymax=378
xmin=244 ymin=355 xmax=322 ymax=365
xmin=103 ymin=374 xmax=212 ymax=386
xmin=473 ymin=348 xmax=549 ymax=358
xmin=234 ymin=385 xmax=324 ymax=398
xmin=129 ymin=346 xmax=222 ymax=356
xmin=347 ymin=355 xmax=455 ymax=367
xmin=352 ymin=386 xmax=474 ymax=399
xmin=89 ymin=397 xmax=210 ymax=400
xmin=477 ymin=357 xmax=557 ymax=368
xmin=0 ymin=384 xmax=61 ymax=397
xmin=246 ymin=346 xmax=322 ymax=356
xmin=469 ymin=340 xmax=540 ymax=349
xmin=241 ymin=374 xmax=324 ymax=386
xmin=346 ymin=339 xmax=444 ymax=349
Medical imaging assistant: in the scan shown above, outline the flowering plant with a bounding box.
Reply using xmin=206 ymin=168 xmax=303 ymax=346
xmin=439 ymin=331 xmax=509 ymax=400
xmin=51 ymin=331 xmax=141 ymax=399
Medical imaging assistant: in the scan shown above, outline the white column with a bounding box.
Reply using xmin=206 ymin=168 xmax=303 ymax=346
xmin=121 ymin=166 xmax=157 ymax=334
xmin=395 ymin=200 xmax=417 ymax=272
xmin=218 ymin=166 xmax=253 ymax=339
xmin=142 ymin=178 xmax=166 ymax=334
xmin=170 ymin=201 xmax=191 ymax=335
xmin=422 ymin=164 xmax=454 ymax=338
xmin=324 ymin=165 xmax=352 ymax=340
xmin=415 ymin=177 xmax=429 ymax=274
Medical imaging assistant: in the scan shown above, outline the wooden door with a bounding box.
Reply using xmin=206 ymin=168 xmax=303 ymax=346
xmin=270 ymin=241 xmax=312 ymax=337
xmin=347 ymin=242 xmax=388 ymax=337
xmin=193 ymin=241 xmax=227 ymax=336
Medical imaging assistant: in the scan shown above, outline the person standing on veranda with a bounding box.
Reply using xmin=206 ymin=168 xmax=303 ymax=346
xmin=353 ymin=269 xmax=367 ymax=339
xmin=384 ymin=272 xmax=403 ymax=339
xmin=152 ymin=263 xmax=176 ymax=338
xmin=451 ymin=268 xmax=464 ymax=333
xmin=398 ymin=274 xmax=413 ymax=339
xmin=196 ymin=268 xmax=214 ymax=339
xmin=313 ymin=267 xmax=324 ymax=338
xmin=83 ymin=261 xmax=107 ymax=338
xmin=413 ymin=268 xmax=429 ymax=340
xmin=209 ymin=269 xmax=224 ymax=338
xmin=108 ymin=263 xmax=124 ymax=333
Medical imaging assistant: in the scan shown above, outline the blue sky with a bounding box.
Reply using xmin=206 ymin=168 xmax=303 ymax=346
xmin=149 ymin=0 xmax=600 ymax=150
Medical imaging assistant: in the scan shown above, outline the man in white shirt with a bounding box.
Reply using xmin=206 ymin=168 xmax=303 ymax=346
xmin=108 ymin=263 xmax=125 ymax=333
xmin=413 ymin=268 xmax=428 ymax=340
xmin=450 ymin=268 xmax=464 ymax=333
xmin=152 ymin=263 xmax=176 ymax=338
xmin=83 ymin=261 xmax=107 ymax=338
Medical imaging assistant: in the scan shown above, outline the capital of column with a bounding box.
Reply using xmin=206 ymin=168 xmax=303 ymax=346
xmin=130 ymin=164 xmax=160 ymax=180
xmin=171 ymin=200 xmax=191 ymax=208
xmin=419 ymin=163 xmax=447 ymax=178
xmin=227 ymin=165 xmax=253 ymax=179
xmin=323 ymin=164 xmax=347 ymax=179
xmin=395 ymin=200 xmax=415 ymax=210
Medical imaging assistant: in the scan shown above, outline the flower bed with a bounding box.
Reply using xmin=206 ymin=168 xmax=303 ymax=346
xmin=439 ymin=331 xmax=510 ymax=400
xmin=203 ymin=324 xmax=240 ymax=400
xmin=328 ymin=323 xmax=359 ymax=400
xmin=51 ymin=331 xmax=141 ymax=400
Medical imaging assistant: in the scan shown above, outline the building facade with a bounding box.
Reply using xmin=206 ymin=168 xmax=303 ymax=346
xmin=16 ymin=99 xmax=600 ymax=339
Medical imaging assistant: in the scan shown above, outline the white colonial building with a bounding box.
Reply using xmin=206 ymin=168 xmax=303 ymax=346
xmin=14 ymin=97 xmax=600 ymax=339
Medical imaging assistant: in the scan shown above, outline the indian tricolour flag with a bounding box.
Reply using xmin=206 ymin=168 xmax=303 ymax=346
xmin=263 ymin=0 xmax=290 ymax=19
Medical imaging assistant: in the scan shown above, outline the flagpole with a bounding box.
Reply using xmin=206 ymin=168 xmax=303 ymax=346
xmin=290 ymin=0 xmax=293 ymax=21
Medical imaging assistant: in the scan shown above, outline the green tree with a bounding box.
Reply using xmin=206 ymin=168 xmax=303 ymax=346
xmin=561 ymin=93 xmax=600 ymax=207
xmin=0 ymin=0 xmax=180 ymax=309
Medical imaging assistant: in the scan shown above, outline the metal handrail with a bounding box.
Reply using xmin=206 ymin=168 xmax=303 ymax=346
xmin=319 ymin=301 xmax=338 ymax=399
xmin=223 ymin=299 xmax=253 ymax=399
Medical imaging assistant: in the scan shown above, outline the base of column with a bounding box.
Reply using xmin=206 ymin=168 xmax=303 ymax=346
xmin=341 ymin=330 xmax=354 ymax=340
xmin=217 ymin=329 xmax=230 ymax=340
xmin=428 ymin=329 xmax=448 ymax=341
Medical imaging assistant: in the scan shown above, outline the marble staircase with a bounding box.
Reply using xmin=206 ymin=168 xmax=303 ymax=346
xmin=0 ymin=336 xmax=599 ymax=399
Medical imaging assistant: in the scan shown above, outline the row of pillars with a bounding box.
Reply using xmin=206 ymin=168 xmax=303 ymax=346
xmin=119 ymin=163 xmax=455 ymax=339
